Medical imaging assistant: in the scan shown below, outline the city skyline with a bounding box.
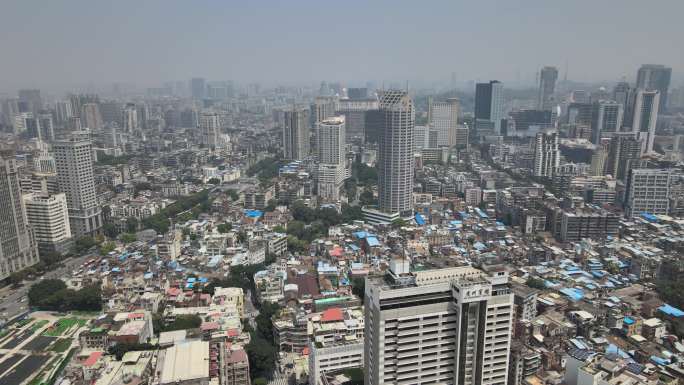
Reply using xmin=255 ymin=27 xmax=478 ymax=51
xmin=1 ymin=0 xmax=684 ymax=92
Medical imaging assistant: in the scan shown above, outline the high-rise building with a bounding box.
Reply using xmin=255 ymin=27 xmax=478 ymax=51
xmin=537 ymin=66 xmax=559 ymax=110
xmin=428 ymin=97 xmax=460 ymax=147
xmin=533 ymin=131 xmax=560 ymax=178
xmin=0 ymin=154 xmax=40 ymax=280
xmin=123 ymin=103 xmax=138 ymax=133
xmin=316 ymin=116 xmax=347 ymax=202
xmin=364 ymin=263 xmax=513 ymax=385
xmin=18 ymin=89 xmax=42 ymax=113
xmin=413 ymin=125 xmax=430 ymax=151
xmin=605 ymin=133 xmax=642 ymax=181
xmin=282 ymin=107 xmax=310 ymax=160
xmin=636 ymin=64 xmax=671 ymax=112
xmin=590 ymin=101 xmax=623 ymax=144
xmin=377 ymin=90 xmax=414 ymax=216
xmin=37 ymin=113 xmax=55 ymax=141
xmin=23 ymin=193 xmax=72 ymax=255
xmin=624 ymin=168 xmax=672 ymax=217
xmin=627 ymin=90 xmax=660 ymax=154
xmin=81 ymin=103 xmax=103 ymax=130
xmin=613 ymin=81 xmax=631 ymax=110
xmin=347 ymin=88 xmax=368 ymax=100
xmin=474 ymin=80 xmax=504 ymax=136
xmin=53 ymin=134 xmax=102 ymax=237
xmin=54 ymin=100 xmax=73 ymax=124
xmin=337 ymin=98 xmax=379 ymax=144
xmin=99 ymin=101 xmax=123 ymax=126
xmin=199 ymin=111 xmax=220 ymax=148
xmin=191 ymin=77 xmax=206 ymax=99
xmin=311 ymin=96 xmax=338 ymax=124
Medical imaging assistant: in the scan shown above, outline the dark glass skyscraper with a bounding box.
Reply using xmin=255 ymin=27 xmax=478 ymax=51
xmin=636 ymin=64 xmax=671 ymax=112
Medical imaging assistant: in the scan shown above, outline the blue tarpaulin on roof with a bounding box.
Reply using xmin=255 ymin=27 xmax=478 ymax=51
xmin=659 ymin=303 xmax=684 ymax=317
xmin=641 ymin=212 xmax=659 ymax=223
xmin=366 ymin=236 xmax=380 ymax=247
xmin=353 ymin=231 xmax=369 ymax=239
xmin=245 ymin=209 xmax=263 ymax=218
xmin=415 ymin=213 xmax=425 ymax=226
xmin=560 ymin=287 xmax=584 ymax=301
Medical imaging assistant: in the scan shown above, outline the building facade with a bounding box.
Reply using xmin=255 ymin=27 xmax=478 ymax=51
xmin=377 ymin=90 xmax=415 ymax=217
xmin=0 ymin=155 xmax=40 ymax=280
xmin=53 ymin=135 xmax=103 ymax=237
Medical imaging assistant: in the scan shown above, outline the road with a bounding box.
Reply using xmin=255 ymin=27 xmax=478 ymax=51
xmin=0 ymin=253 xmax=92 ymax=323
xmin=244 ymin=290 xmax=259 ymax=330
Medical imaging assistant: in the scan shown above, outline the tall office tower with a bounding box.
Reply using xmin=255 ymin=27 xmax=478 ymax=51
xmin=590 ymin=101 xmax=623 ymax=144
xmin=628 ymin=90 xmax=660 ymax=154
xmin=199 ymin=111 xmax=220 ymax=148
xmin=37 ymin=113 xmax=55 ymax=141
xmin=13 ymin=112 xmax=34 ymax=134
xmin=54 ymin=100 xmax=73 ymax=124
xmin=347 ymin=88 xmax=368 ymax=100
xmin=590 ymin=148 xmax=608 ymax=176
xmin=191 ymin=77 xmax=206 ymax=99
xmin=533 ymin=131 xmax=560 ymax=178
xmin=311 ymin=96 xmax=338 ymax=130
xmin=364 ymin=263 xmax=513 ymax=385
xmin=571 ymin=90 xmax=590 ymax=104
xmin=53 ymin=135 xmax=102 ymax=237
xmin=18 ymin=89 xmax=42 ymax=113
xmin=605 ymin=133 xmax=642 ymax=181
xmin=282 ymin=107 xmax=310 ymax=160
xmin=624 ymin=168 xmax=672 ymax=217
xmin=80 ymin=103 xmax=103 ymax=129
xmin=537 ymin=66 xmax=559 ymax=110
xmin=23 ymin=193 xmax=72 ymax=255
xmin=1 ymin=98 xmax=20 ymax=128
xmin=377 ymin=90 xmax=414 ymax=216
xmin=122 ymin=103 xmax=138 ymax=132
xmin=337 ymin=99 xmax=380 ymax=144
xmin=428 ymin=97 xmax=460 ymax=147
xmin=99 ymin=101 xmax=123 ymax=126
xmin=316 ymin=116 xmax=347 ymax=202
xmin=68 ymin=116 xmax=82 ymax=131
xmin=474 ymin=80 xmax=504 ymax=136
xmin=613 ymin=81 xmax=631 ymax=110
xmin=136 ymin=103 xmax=149 ymax=130
xmin=413 ymin=125 xmax=430 ymax=151
xmin=0 ymin=154 xmax=40 ymax=280
xmin=636 ymin=64 xmax=672 ymax=112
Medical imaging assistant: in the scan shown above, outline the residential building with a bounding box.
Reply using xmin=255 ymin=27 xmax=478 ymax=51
xmin=81 ymin=103 xmax=103 ymax=129
xmin=533 ymin=131 xmax=559 ymax=178
xmin=199 ymin=111 xmax=220 ymax=149
xmin=428 ymin=97 xmax=460 ymax=147
xmin=624 ymin=168 xmax=672 ymax=217
xmin=316 ymin=116 xmax=347 ymax=202
xmin=283 ymin=107 xmax=310 ymax=160
xmin=53 ymin=134 xmax=103 ymax=237
xmin=23 ymin=193 xmax=72 ymax=255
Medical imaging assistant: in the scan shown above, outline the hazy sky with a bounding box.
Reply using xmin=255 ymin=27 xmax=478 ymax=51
xmin=1 ymin=0 xmax=683 ymax=91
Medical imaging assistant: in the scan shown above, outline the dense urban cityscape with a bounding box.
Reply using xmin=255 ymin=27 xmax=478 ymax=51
xmin=1 ymin=2 xmax=684 ymax=385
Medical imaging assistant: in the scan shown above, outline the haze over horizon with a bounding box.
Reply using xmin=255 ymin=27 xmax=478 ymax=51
xmin=2 ymin=0 xmax=683 ymax=93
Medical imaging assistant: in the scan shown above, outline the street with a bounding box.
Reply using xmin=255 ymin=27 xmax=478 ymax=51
xmin=0 ymin=254 xmax=92 ymax=324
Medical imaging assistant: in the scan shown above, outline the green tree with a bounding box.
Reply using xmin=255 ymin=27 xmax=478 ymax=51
xmin=391 ymin=218 xmax=408 ymax=229
xmin=163 ymin=314 xmax=202 ymax=332
xmin=207 ymin=178 xmax=221 ymax=185
xmin=73 ymin=236 xmax=98 ymax=254
xmin=120 ymin=233 xmax=137 ymax=244
xmin=217 ymin=223 xmax=232 ymax=233
xmin=359 ymin=188 xmax=376 ymax=206
xmin=99 ymin=241 xmax=116 ymax=255
xmin=102 ymin=223 xmax=119 ymax=238
xmin=125 ymin=217 xmax=139 ymax=233
xmin=525 ymin=277 xmax=546 ymax=290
